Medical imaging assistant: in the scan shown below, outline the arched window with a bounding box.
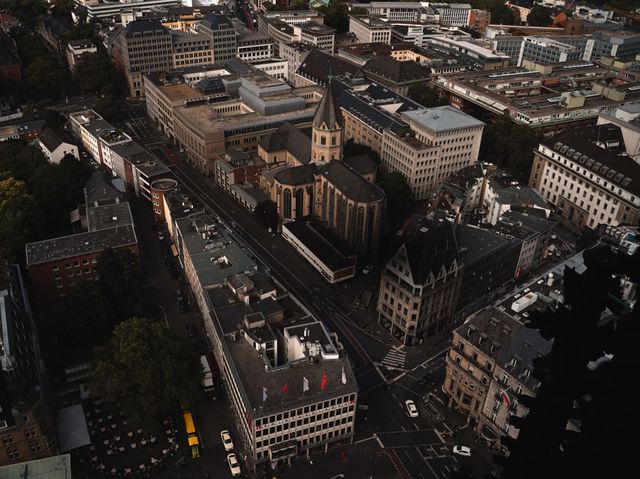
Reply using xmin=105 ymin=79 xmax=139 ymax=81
xmin=295 ymin=189 xmax=304 ymax=218
xmin=283 ymin=189 xmax=292 ymax=219
xmin=331 ymin=136 xmax=337 ymax=145
xmin=321 ymin=136 xmax=326 ymax=145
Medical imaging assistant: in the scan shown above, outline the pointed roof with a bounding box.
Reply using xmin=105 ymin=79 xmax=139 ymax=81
xmin=313 ymin=81 xmax=343 ymax=130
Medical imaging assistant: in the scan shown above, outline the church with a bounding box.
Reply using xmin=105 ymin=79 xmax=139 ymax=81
xmin=258 ymin=80 xmax=386 ymax=259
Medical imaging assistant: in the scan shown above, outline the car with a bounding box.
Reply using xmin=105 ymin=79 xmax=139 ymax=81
xmin=227 ymin=453 xmax=241 ymax=476
xmin=453 ymin=445 xmax=472 ymax=457
xmin=405 ymin=399 xmax=419 ymax=418
xmin=362 ymin=264 xmax=374 ymax=274
xmin=185 ymin=323 xmax=197 ymax=338
xmin=220 ymin=430 xmax=234 ymax=451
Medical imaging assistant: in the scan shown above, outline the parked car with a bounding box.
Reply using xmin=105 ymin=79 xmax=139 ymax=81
xmin=185 ymin=323 xmax=197 ymax=338
xmin=220 ymin=430 xmax=234 ymax=452
xmin=157 ymin=231 xmax=165 ymax=241
xmin=362 ymin=264 xmax=374 ymax=274
xmin=227 ymin=453 xmax=241 ymax=476
xmin=405 ymin=399 xmax=419 ymax=418
xmin=453 ymin=445 xmax=472 ymax=457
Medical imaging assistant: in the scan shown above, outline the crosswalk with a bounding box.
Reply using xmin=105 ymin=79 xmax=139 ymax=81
xmin=381 ymin=348 xmax=407 ymax=370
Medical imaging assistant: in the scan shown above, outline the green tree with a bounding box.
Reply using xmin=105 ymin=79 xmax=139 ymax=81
xmin=377 ymin=171 xmax=413 ymax=229
xmin=74 ymin=52 xmax=124 ymax=97
xmin=23 ymin=55 xmax=65 ymax=100
xmin=499 ymin=247 xmax=639 ymax=479
xmin=52 ymin=0 xmax=75 ymax=18
xmin=408 ymin=83 xmax=447 ymax=108
xmin=44 ymin=109 xmax=67 ymax=128
xmin=318 ymin=1 xmax=354 ymax=33
xmin=254 ymin=200 xmax=279 ymax=231
xmin=0 ymin=0 xmax=46 ymax=27
xmin=479 ymin=113 xmax=542 ymax=182
xmin=527 ymin=5 xmax=553 ymax=27
xmin=0 ymin=177 xmax=45 ymax=262
xmin=0 ymin=140 xmax=46 ymax=182
xmin=93 ymin=94 xmax=126 ymax=123
xmin=97 ymin=249 xmax=153 ymax=321
xmin=468 ymin=0 xmax=518 ymax=25
xmin=343 ymin=140 xmax=379 ymax=163
xmin=91 ymin=318 xmax=202 ymax=431
xmin=62 ymin=281 xmax=114 ymax=350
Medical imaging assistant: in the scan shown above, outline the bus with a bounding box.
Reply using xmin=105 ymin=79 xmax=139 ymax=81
xmin=200 ymin=355 xmax=215 ymax=393
xmin=182 ymin=410 xmax=200 ymax=458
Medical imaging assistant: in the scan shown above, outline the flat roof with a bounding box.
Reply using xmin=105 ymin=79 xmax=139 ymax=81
xmin=283 ymin=218 xmax=356 ymax=272
xmin=402 ymin=105 xmax=484 ymax=132
xmin=86 ymin=202 xmax=133 ymax=231
xmin=456 ymin=224 xmax=513 ymax=265
xmin=0 ymin=454 xmax=72 ymax=479
xmin=176 ymin=214 xmax=257 ymax=288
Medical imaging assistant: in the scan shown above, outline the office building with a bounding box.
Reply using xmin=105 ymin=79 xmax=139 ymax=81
xmin=431 ymin=3 xmax=472 ymax=27
xmin=348 ymin=16 xmax=392 ymax=45
xmin=196 ymin=13 xmax=238 ymax=63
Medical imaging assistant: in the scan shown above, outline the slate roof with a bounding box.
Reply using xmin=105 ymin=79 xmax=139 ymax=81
xmin=297 ymin=49 xmax=360 ymax=84
xmin=363 ymin=56 xmax=428 ymax=83
xmin=402 ymin=217 xmax=460 ymax=285
xmin=274 ymin=164 xmax=315 ymax=186
xmin=38 ymin=127 xmax=72 ymax=152
xmin=314 ymin=161 xmax=385 ymax=203
xmin=259 ymin=122 xmax=311 ymax=164
xmin=125 ymin=20 xmax=167 ymax=37
xmin=344 ymin=154 xmax=378 ymax=177
xmin=313 ymin=80 xmax=342 ymax=129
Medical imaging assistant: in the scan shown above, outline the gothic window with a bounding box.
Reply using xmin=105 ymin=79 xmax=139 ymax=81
xmin=283 ymin=189 xmax=292 ymax=219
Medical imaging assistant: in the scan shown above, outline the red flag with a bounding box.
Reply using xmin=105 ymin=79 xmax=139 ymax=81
xmin=320 ymin=372 xmax=327 ymax=391
xmin=282 ymin=383 xmax=289 ymax=394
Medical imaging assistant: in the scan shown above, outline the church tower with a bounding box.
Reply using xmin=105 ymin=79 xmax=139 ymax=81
xmin=311 ymin=81 xmax=343 ymax=164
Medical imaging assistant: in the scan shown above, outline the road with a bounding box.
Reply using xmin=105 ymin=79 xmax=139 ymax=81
xmin=143 ymin=145 xmax=468 ymax=478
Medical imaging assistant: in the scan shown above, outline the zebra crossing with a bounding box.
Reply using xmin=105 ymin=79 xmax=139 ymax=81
xmin=381 ymin=347 xmax=407 ymax=370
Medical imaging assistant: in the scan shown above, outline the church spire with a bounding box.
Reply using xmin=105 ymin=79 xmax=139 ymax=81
xmin=313 ymin=80 xmax=342 ymax=130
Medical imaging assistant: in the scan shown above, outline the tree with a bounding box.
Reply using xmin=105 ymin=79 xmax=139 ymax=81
xmin=498 ymin=247 xmax=639 ymax=479
xmin=408 ymin=83 xmax=447 ymax=108
xmin=479 ymin=113 xmax=542 ymax=182
xmin=343 ymin=140 xmax=379 ymax=163
xmin=74 ymin=52 xmax=125 ymax=97
xmin=377 ymin=171 xmax=413 ymax=229
xmin=0 ymin=177 xmax=45 ymax=262
xmin=318 ymin=1 xmax=354 ymax=33
xmin=254 ymin=200 xmax=279 ymax=231
xmin=468 ymin=0 xmax=518 ymax=25
xmin=44 ymin=109 xmax=67 ymax=128
xmin=0 ymin=0 xmax=46 ymax=27
xmin=527 ymin=6 xmax=553 ymax=27
xmin=97 ymin=249 xmax=153 ymax=321
xmin=0 ymin=140 xmax=46 ymax=182
xmin=62 ymin=281 xmax=114 ymax=350
xmin=23 ymin=55 xmax=65 ymax=100
xmin=93 ymin=94 xmax=126 ymax=123
xmin=91 ymin=318 xmax=202 ymax=431
xmin=52 ymin=0 xmax=75 ymax=18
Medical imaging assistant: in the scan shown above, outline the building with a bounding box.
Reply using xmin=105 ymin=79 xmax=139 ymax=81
xmin=278 ymin=42 xmax=311 ymax=84
xmin=170 ymin=30 xmax=213 ymax=69
xmin=112 ymin=20 xmax=173 ymax=97
xmin=173 ymin=213 xmax=358 ymax=471
xmin=294 ymin=49 xmax=360 ymax=87
xmin=348 ymin=16 xmax=392 ymax=45
xmin=528 ymin=125 xmax=640 ymax=231
xmin=468 ymin=9 xmax=491 ymax=33
xmin=597 ymin=103 xmax=640 ymax=160
xmin=36 ymin=127 xmax=78 ymax=165
xmin=426 ymin=35 xmax=510 ymax=70
xmin=66 ymin=39 xmax=96 ymax=70
xmin=149 ymin=177 xmax=178 ymax=219
xmin=0 ymin=454 xmax=72 ymax=477
xmin=296 ymin=22 xmax=335 ymax=54
xmin=381 ymin=105 xmax=485 ymax=200
xmin=433 ymin=62 xmax=640 ymax=132
xmin=361 ymin=56 xmax=429 ymax=96
xmin=377 ymin=216 xmax=462 ymax=345
xmin=78 ymin=0 xmax=181 ymax=20
xmin=257 ymin=122 xmax=312 ymax=167
xmin=0 ymin=31 xmax=22 ymax=82
xmin=234 ymin=20 xmax=274 ymax=63
xmin=251 ymin=58 xmax=288 ymax=81
xmin=26 ymin=202 xmax=138 ymax=304
xmin=432 ymin=3 xmax=472 ymax=27
xmin=481 ymin=174 xmax=550 ymax=225
xmin=214 ymin=149 xmax=268 ymax=211
xmin=310 ymin=82 xmax=343 ymax=164
xmin=196 ymin=13 xmax=238 ymax=63
xmin=35 ymin=15 xmax=68 ymax=58
xmin=282 ymin=217 xmax=357 ymax=283
xmin=355 ymin=2 xmax=433 ymax=23
xmin=0 ymin=265 xmax=57 ymax=465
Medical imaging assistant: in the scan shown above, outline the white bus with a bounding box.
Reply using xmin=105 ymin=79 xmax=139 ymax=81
xmin=200 ymin=355 xmax=215 ymax=393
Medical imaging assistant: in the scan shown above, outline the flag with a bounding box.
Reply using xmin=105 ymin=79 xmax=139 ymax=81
xmin=282 ymin=383 xmax=289 ymax=395
xmin=262 ymin=386 xmax=267 ymax=403
xmin=303 ymin=377 xmax=309 ymax=393
xmin=341 ymin=366 xmax=346 ymax=385
xmin=320 ymin=372 xmax=327 ymax=391
xmin=501 ymin=388 xmax=515 ymax=408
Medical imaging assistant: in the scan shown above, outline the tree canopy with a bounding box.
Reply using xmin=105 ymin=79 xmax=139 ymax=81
xmin=74 ymin=52 xmax=125 ymax=97
xmin=527 ymin=6 xmax=554 ymax=27
xmin=408 ymin=83 xmax=447 ymax=109
xmin=91 ymin=318 xmax=202 ymax=431
xmin=343 ymin=140 xmax=379 ymax=163
xmin=468 ymin=0 xmax=519 ymax=25
xmin=254 ymin=200 xmax=279 ymax=231
xmin=0 ymin=0 xmax=46 ymax=27
xmin=479 ymin=113 xmax=542 ymax=182
xmin=377 ymin=171 xmax=413 ymax=230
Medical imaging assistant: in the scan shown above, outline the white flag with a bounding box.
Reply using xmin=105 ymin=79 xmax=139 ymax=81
xmin=303 ymin=376 xmax=309 ymax=393
xmin=262 ymin=386 xmax=268 ymax=403
xmin=341 ymin=366 xmax=347 ymax=385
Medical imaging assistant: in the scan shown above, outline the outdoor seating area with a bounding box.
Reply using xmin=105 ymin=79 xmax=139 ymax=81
xmin=83 ymin=399 xmax=181 ymax=477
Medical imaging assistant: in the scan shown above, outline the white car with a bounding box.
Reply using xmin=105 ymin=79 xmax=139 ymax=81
xmin=453 ymin=445 xmax=472 ymax=457
xmin=405 ymin=399 xmax=419 ymax=418
xmin=227 ymin=453 xmax=241 ymax=476
xmin=220 ymin=430 xmax=234 ymax=451
xmin=362 ymin=264 xmax=374 ymax=274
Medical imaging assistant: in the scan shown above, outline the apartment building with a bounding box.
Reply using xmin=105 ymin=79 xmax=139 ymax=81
xmin=0 ymin=266 xmax=57 ymax=465
xmin=196 ymin=13 xmax=238 ymax=63
xmin=26 ymin=202 xmax=138 ymax=304
xmin=113 ymin=20 xmax=173 ymax=97
xmin=381 ymin=106 xmax=484 ymax=200
xmin=349 ymin=16 xmax=392 ymax=45
xmin=36 ymin=127 xmax=78 ymax=165
xmin=377 ymin=217 xmax=462 ymax=345
xmin=528 ymin=125 xmax=640 ymax=231
xmin=174 ymin=213 xmax=358 ymax=471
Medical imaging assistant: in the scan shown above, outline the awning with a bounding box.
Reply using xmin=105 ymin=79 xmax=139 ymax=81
xmin=480 ymin=424 xmax=499 ymax=441
xmin=57 ymin=404 xmax=91 ymax=452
